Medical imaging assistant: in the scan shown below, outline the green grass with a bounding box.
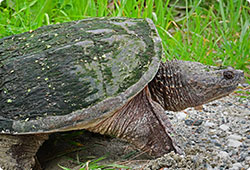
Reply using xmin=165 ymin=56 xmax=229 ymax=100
xmin=58 ymin=156 xmax=130 ymax=170
xmin=0 ymin=0 xmax=249 ymax=81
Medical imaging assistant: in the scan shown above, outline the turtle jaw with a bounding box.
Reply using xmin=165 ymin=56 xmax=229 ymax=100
xmin=87 ymin=87 xmax=182 ymax=157
xmin=198 ymin=85 xmax=238 ymax=105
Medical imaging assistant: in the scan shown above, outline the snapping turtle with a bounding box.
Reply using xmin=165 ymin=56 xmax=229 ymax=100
xmin=0 ymin=18 xmax=244 ymax=169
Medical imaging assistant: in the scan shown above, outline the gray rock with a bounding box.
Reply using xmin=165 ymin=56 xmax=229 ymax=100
xmin=238 ymin=153 xmax=248 ymax=162
xmin=219 ymin=151 xmax=229 ymax=159
xmin=241 ymin=83 xmax=249 ymax=87
xmin=230 ymin=163 xmax=242 ymax=170
xmin=175 ymin=112 xmax=187 ymax=121
xmin=185 ymin=119 xmax=203 ymax=126
xmin=205 ymin=122 xmax=216 ymax=128
xmin=228 ymin=134 xmax=243 ymax=140
xmin=220 ymin=124 xmax=230 ymax=131
xmin=228 ymin=139 xmax=242 ymax=147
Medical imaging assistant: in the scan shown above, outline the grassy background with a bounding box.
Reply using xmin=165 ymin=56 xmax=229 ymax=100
xmin=0 ymin=0 xmax=249 ymax=82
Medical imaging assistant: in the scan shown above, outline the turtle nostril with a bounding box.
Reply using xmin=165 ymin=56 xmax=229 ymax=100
xmin=223 ymin=70 xmax=234 ymax=80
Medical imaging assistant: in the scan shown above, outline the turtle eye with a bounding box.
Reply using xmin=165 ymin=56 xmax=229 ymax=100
xmin=223 ymin=70 xmax=234 ymax=80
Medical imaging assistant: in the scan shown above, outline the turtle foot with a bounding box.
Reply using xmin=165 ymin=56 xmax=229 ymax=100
xmin=88 ymin=88 xmax=182 ymax=157
xmin=0 ymin=134 xmax=48 ymax=170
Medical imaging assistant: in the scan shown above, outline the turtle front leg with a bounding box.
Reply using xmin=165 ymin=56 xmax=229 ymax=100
xmin=88 ymin=87 xmax=182 ymax=157
xmin=0 ymin=134 xmax=48 ymax=170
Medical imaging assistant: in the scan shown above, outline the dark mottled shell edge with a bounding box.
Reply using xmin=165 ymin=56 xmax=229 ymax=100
xmin=1 ymin=18 xmax=162 ymax=135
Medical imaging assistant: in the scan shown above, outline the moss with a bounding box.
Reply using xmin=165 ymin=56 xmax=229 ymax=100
xmin=0 ymin=18 xmax=161 ymax=132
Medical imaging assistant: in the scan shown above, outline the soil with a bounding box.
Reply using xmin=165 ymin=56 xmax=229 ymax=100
xmin=37 ymin=131 xmax=150 ymax=170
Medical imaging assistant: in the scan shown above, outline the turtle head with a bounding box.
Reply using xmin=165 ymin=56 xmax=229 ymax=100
xmin=149 ymin=60 xmax=244 ymax=111
xmin=177 ymin=60 xmax=244 ymax=106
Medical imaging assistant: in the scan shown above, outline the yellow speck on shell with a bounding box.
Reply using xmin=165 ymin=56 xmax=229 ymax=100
xmin=7 ymin=99 xmax=12 ymax=103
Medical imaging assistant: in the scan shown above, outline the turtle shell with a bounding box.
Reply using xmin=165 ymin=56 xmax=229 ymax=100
xmin=0 ymin=18 xmax=162 ymax=134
